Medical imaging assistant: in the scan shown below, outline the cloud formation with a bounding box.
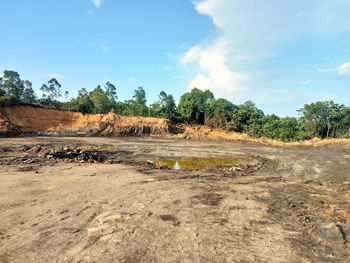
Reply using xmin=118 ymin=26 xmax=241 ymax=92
xmin=182 ymin=0 xmax=350 ymax=98
xmin=181 ymin=40 xmax=248 ymax=97
xmin=338 ymin=62 xmax=350 ymax=75
xmin=91 ymin=0 xmax=102 ymax=8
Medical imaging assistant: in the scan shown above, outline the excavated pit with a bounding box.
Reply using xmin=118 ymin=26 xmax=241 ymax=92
xmin=0 ymin=136 xmax=350 ymax=262
xmin=1 ymin=104 xmax=350 ymax=262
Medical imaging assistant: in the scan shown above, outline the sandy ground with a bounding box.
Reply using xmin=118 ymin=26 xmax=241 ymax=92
xmin=0 ymin=137 xmax=349 ymax=262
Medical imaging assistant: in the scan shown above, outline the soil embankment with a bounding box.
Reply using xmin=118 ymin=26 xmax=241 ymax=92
xmin=0 ymin=104 xmax=169 ymax=136
xmin=1 ymin=103 xmax=350 ymax=148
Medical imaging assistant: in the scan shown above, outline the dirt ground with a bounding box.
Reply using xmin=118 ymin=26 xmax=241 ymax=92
xmin=0 ymin=136 xmax=349 ymax=263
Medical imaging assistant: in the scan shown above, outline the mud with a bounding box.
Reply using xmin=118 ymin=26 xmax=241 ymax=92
xmin=0 ymin=137 xmax=350 ymax=262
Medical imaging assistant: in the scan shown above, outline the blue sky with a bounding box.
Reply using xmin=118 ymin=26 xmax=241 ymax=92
xmin=1 ymin=0 xmax=350 ymax=116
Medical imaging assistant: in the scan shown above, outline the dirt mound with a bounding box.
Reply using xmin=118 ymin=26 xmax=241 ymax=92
xmin=0 ymin=143 xmax=136 ymax=166
xmin=0 ymin=104 xmax=170 ymax=136
xmin=170 ymin=124 xmax=350 ymax=149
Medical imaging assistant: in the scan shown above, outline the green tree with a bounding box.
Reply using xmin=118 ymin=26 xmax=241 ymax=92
xmin=0 ymin=70 xmax=25 ymax=101
xmin=64 ymin=90 xmax=69 ymax=101
xmin=149 ymin=102 xmax=161 ymax=117
xmin=207 ymin=98 xmax=236 ymax=128
xmin=89 ymin=85 xmax=113 ymax=114
xmin=133 ymin=87 xmax=146 ymax=105
xmin=132 ymin=87 xmax=148 ymax=116
xmin=78 ymin=88 xmax=88 ymax=96
xmin=261 ymin=116 xmax=304 ymax=142
xmin=40 ymin=78 xmax=62 ymax=101
xmin=47 ymin=78 xmax=62 ymax=99
xmin=230 ymin=101 xmax=264 ymax=132
xmin=298 ymin=101 xmax=349 ymax=139
xmin=105 ymin=81 xmax=117 ymax=101
xmin=67 ymin=92 xmax=94 ymax=113
xmin=158 ymin=91 xmax=177 ymax=121
xmin=22 ymin=80 xmax=37 ymax=103
xmin=178 ymin=88 xmax=214 ymax=124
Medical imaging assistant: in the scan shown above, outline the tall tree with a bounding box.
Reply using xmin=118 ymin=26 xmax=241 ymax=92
xmin=133 ymin=87 xmax=146 ymax=105
xmin=40 ymin=78 xmax=62 ymax=101
xmin=0 ymin=70 xmax=25 ymax=100
xmin=47 ymin=78 xmax=62 ymax=99
xmin=207 ymin=98 xmax=236 ymax=128
xmin=67 ymin=91 xmax=94 ymax=114
xmin=104 ymin=81 xmax=118 ymax=101
xmin=22 ymin=80 xmax=37 ymax=103
xmin=178 ymin=88 xmax=214 ymax=124
xmin=78 ymin=88 xmax=88 ymax=96
xmin=298 ymin=101 xmax=350 ymax=139
xmin=158 ymin=91 xmax=177 ymax=121
xmin=231 ymin=101 xmax=264 ymax=132
xmin=132 ymin=87 xmax=147 ymax=116
xmin=89 ymin=85 xmax=113 ymax=114
xmin=64 ymin=90 xmax=69 ymax=101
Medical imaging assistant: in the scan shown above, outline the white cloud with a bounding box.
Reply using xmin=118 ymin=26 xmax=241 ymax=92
xmin=181 ymin=39 xmax=249 ymax=97
xmin=91 ymin=0 xmax=102 ymax=8
xmin=311 ymin=62 xmax=350 ymax=75
xmin=129 ymin=77 xmax=135 ymax=82
xmin=338 ymin=62 xmax=350 ymax=75
xmin=195 ymin=0 xmax=350 ymax=50
xmin=181 ymin=0 xmax=350 ymax=99
xmin=47 ymin=73 xmax=67 ymax=80
xmin=235 ymin=53 xmax=277 ymax=61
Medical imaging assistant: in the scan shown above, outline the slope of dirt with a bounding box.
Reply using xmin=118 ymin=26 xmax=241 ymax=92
xmin=170 ymin=124 xmax=350 ymax=149
xmin=1 ymin=104 xmax=350 ymax=149
xmin=0 ymin=105 xmax=169 ymax=136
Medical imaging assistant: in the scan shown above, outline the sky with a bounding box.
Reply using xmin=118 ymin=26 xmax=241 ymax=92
xmin=1 ymin=0 xmax=350 ymax=116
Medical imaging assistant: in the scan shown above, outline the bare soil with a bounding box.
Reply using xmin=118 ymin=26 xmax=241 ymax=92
xmin=0 ymin=137 xmax=349 ymax=262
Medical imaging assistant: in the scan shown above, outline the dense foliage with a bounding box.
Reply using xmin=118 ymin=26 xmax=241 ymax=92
xmin=1 ymin=70 xmax=349 ymax=141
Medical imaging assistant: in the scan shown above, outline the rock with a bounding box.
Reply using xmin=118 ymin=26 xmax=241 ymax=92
xmin=229 ymin=167 xmax=242 ymax=172
xmin=316 ymin=223 xmax=347 ymax=245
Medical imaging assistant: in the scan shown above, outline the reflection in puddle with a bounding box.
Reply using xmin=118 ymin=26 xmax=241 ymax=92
xmin=151 ymin=156 xmax=257 ymax=170
xmin=174 ymin=161 xmax=180 ymax=170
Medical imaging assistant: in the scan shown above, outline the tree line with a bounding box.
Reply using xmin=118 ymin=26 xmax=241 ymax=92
xmin=1 ymin=70 xmax=349 ymax=141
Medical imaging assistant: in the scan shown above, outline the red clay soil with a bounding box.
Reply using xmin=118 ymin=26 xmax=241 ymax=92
xmin=1 ymin=104 xmax=350 ymax=149
xmin=0 ymin=105 xmax=169 ymax=136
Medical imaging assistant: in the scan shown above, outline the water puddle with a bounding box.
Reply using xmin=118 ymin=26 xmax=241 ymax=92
xmin=150 ymin=156 xmax=257 ymax=171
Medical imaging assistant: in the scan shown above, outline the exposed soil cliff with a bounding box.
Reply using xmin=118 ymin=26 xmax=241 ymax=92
xmin=0 ymin=104 xmax=169 ymax=136
xmin=1 ymin=104 xmax=349 ymax=148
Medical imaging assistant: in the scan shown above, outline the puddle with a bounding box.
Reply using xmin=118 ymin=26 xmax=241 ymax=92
xmin=150 ymin=156 xmax=257 ymax=170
